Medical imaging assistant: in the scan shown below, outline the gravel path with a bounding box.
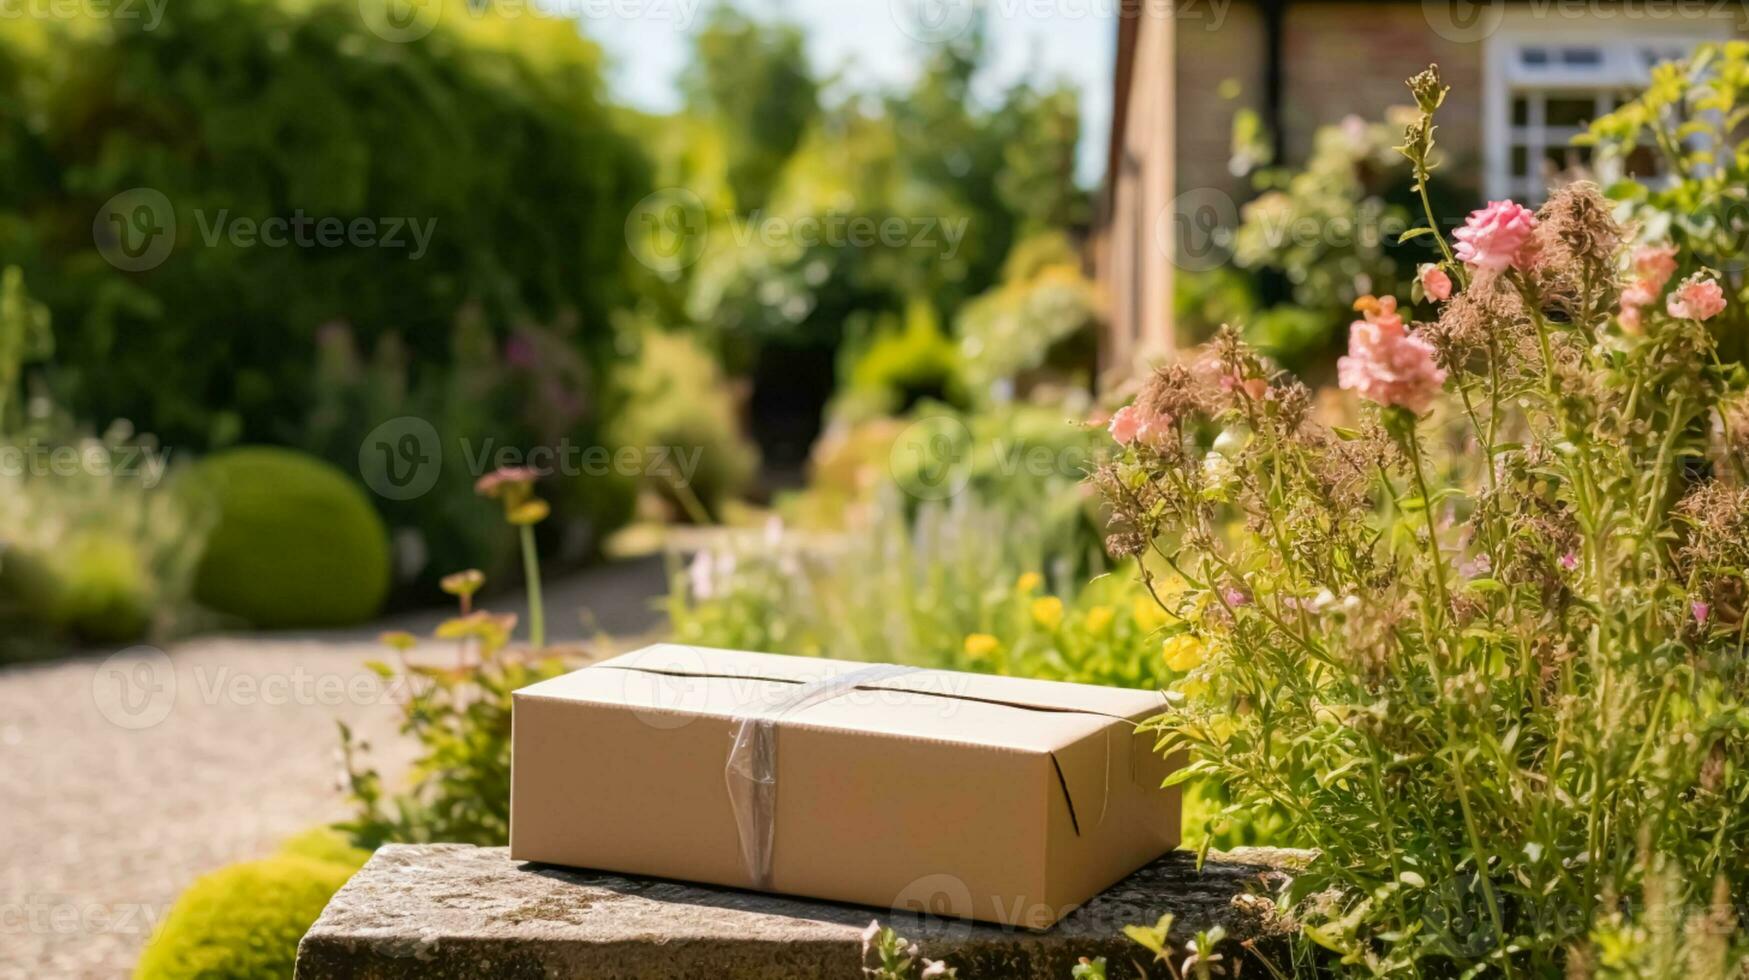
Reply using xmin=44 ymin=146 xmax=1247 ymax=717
xmin=0 ymin=557 xmax=669 ymax=980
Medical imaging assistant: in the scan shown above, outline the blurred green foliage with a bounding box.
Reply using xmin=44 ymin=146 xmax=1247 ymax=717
xmin=1179 ymin=110 xmax=1466 ymax=374
xmin=955 ymin=231 xmax=1100 ymax=400
xmin=302 ymin=309 xmax=637 ymax=596
xmin=642 ymin=9 xmax=1090 ymax=463
xmin=0 ymin=0 xmax=649 ymax=451
xmin=605 ymin=325 xmax=759 ymax=520
xmin=1582 ymin=41 xmax=1749 ymax=356
xmin=0 ymin=271 xmax=211 ymax=657
xmin=191 ymin=446 xmax=391 ymax=628
xmin=681 ymin=4 xmax=819 ymax=213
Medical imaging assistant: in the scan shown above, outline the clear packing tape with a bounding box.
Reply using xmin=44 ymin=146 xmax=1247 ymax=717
xmin=723 ymin=664 xmax=920 ymax=889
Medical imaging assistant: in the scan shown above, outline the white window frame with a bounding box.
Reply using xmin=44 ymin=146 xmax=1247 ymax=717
xmin=1482 ymin=16 xmax=1736 ymax=202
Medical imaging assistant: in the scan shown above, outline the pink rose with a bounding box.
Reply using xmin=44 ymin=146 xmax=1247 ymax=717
xmin=1667 ymin=275 xmax=1727 ymax=321
xmin=1632 ymin=243 xmax=1679 ymax=290
xmin=1108 ymin=406 xmax=1142 ymax=444
xmin=1108 ymin=405 xmax=1174 ymax=449
xmin=1418 ymin=263 xmax=1453 ymax=302
xmin=1337 ymin=295 xmax=1448 ymax=414
xmin=1453 ymin=200 xmax=1537 ymax=272
xmin=1621 ymin=279 xmax=1660 ymax=310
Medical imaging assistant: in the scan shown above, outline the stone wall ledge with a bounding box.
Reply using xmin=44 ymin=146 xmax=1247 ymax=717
xmin=295 ymin=843 xmax=1309 ymax=980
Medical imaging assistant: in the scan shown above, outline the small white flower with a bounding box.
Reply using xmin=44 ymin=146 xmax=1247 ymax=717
xmin=921 ymin=959 xmax=950 ymax=978
xmin=860 ymin=920 xmax=881 ymax=957
xmin=687 ymin=551 xmax=715 ymax=601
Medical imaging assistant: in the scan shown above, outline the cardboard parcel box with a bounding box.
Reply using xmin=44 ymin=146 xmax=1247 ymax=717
xmin=511 ymin=644 xmax=1181 ymax=929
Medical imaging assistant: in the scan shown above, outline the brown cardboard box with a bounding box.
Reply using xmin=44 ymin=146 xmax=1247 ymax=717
xmin=510 ymin=644 xmax=1180 ymax=929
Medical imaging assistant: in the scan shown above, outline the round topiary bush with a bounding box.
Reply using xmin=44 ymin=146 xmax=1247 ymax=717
xmin=192 ymin=448 xmax=390 ymax=628
xmin=133 ymin=853 xmax=357 ymax=980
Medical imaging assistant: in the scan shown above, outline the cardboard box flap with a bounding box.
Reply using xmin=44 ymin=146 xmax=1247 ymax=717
xmin=518 ymin=645 xmax=1168 ymax=759
xmin=586 ymin=644 xmax=1167 ymax=720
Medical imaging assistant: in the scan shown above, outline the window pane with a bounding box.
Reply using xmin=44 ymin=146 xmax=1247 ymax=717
xmin=1560 ymin=47 xmax=1602 ymax=67
xmin=1512 ymin=97 xmax=1530 ymax=126
xmin=1543 ymin=145 xmax=1593 ymax=176
xmin=1521 ymin=47 xmax=1550 ymax=67
xmin=1546 ymin=97 xmax=1596 ymax=128
xmin=1511 ymin=146 xmax=1530 ymax=177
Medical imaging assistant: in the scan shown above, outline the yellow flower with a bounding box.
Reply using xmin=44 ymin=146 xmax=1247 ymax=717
xmin=963 ymin=633 xmax=1000 ymax=660
xmin=1084 ymin=605 xmax=1115 ymax=634
xmin=1162 ymin=633 xmax=1206 ymax=672
xmin=1132 ymin=595 xmax=1179 ymax=633
xmin=1031 ymin=596 xmax=1065 ymax=630
xmin=1016 ymin=572 xmax=1044 ymax=594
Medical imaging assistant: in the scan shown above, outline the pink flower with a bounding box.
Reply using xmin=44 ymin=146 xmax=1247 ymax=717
xmin=1621 ymin=279 xmax=1660 ymax=310
xmin=1108 ymin=405 xmax=1174 ymax=449
xmin=1619 ymin=304 xmax=1643 ymax=334
xmin=1337 ymin=296 xmax=1448 ymax=414
xmin=1667 ymin=275 xmax=1727 ymax=321
xmin=1217 ymin=370 xmax=1269 ymax=401
xmin=1108 ymin=406 xmax=1142 ymax=444
xmin=475 ymin=466 xmax=541 ymax=498
xmin=1453 ymin=200 xmax=1537 ymax=272
xmin=1419 ymin=263 xmax=1453 ymax=302
xmin=1559 ymin=551 xmax=1579 ymax=572
xmin=1693 ymin=601 xmax=1711 ymax=626
xmin=1632 ymin=243 xmax=1679 ymax=290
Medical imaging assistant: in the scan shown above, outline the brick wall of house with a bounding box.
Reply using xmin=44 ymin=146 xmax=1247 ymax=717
xmin=1278 ymin=3 xmax=1484 ymax=184
xmin=1173 ymin=0 xmax=1267 ymax=199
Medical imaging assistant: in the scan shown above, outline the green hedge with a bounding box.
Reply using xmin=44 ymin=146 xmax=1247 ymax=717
xmin=0 ymin=0 xmax=649 ymax=452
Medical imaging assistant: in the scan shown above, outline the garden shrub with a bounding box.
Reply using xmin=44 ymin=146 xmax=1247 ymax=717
xmin=301 ymin=311 xmax=638 ymax=598
xmin=192 ymin=447 xmax=389 ymax=628
xmin=1196 ymin=110 xmax=1467 ymax=373
xmin=605 ymin=326 xmax=759 ymax=520
xmin=1581 ymin=41 xmax=1749 ymax=359
xmin=955 ymin=231 xmax=1100 ymax=400
xmin=338 ymin=570 xmax=568 ymax=849
xmin=1094 ymin=66 xmax=1749 ymax=975
xmin=832 ymin=299 xmax=965 ymax=425
xmin=0 ymin=0 xmax=648 ymax=453
xmin=134 ymin=833 xmax=369 ymax=980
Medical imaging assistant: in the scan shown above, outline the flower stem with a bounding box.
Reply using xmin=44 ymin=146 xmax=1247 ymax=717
xmin=520 ymin=523 xmax=546 ymax=650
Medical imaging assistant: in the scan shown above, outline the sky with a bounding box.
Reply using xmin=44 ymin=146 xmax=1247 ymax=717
xmin=572 ymin=0 xmax=1115 ymax=186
